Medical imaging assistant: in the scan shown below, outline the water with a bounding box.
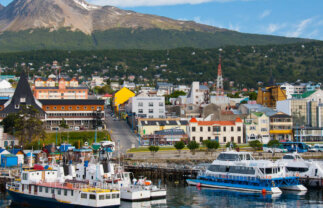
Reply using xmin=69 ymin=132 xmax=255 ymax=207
xmin=1 ymin=185 xmax=323 ymax=208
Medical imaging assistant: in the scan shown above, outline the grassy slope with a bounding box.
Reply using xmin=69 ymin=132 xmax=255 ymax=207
xmin=0 ymin=28 xmax=310 ymax=52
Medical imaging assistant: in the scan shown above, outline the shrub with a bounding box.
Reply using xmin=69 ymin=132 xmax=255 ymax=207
xmin=187 ymin=141 xmax=200 ymax=155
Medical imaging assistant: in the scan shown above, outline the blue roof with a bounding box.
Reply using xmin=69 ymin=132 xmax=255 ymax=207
xmin=73 ymin=148 xmax=92 ymax=152
xmin=26 ymin=152 xmax=35 ymax=157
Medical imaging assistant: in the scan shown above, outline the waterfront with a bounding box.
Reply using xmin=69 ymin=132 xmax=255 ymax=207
xmin=1 ymin=183 xmax=323 ymax=208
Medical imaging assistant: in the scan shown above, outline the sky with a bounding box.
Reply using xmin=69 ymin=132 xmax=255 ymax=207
xmin=1 ymin=0 xmax=323 ymax=40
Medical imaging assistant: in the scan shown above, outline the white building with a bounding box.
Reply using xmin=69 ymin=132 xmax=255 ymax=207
xmin=122 ymin=81 xmax=136 ymax=90
xmin=186 ymin=82 xmax=209 ymax=105
xmin=280 ymin=83 xmax=295 ymax=99
xmin=126 ymin=93 xmax=165 ymax=118
xmin=0 ymin=80 xmax=15 ymax=98
xmin=91 ymin=76 xmax=104 ymax=87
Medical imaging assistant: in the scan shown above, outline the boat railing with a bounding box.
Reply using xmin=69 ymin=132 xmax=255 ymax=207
xmin=25 ymin=181 xmax=120 ymax=191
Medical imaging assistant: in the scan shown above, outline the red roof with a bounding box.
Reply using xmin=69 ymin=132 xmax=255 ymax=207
xmin=236 ymin=117 xmax=242 ymax=122
xmin=189 ymin=118 xmax=198 ymax=123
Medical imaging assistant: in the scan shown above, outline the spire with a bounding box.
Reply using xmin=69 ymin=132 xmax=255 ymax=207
xmin=216 ymin=54 xmax=224 ymax=96
xmin=268 ymin=68 xmax=275 ymax=86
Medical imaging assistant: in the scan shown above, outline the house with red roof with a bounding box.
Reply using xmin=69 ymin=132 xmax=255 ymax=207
xmin=188 ymin=117 xmax=244 ymax=144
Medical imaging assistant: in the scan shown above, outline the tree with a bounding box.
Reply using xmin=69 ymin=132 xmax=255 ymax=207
xmin=249 ymin=140 xmax=263 ymax=152
xmin=148 ymin=146 xmax=159 ymax=157
xmin=187 ymin=141 xmax=200 ymax=155
xmin=1 ymin=113 xmax=19 ymax=134
xmin=226 ymin=142 xmax=237 ymax=149
xmin=267 ymin=139 xmax=280 ymax=148
xmin=174 ymin=141 xmax=185 ymax=155
xmin=203 ymin=140 xmax=220 ymax=156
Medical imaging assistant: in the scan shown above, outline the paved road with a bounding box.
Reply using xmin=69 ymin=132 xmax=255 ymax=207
xmin=105 ymin=112 xmax=139 ymax=154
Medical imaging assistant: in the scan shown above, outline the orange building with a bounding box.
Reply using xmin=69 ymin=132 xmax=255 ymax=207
xmin=34 ymin=78 xmax=88 ymax=99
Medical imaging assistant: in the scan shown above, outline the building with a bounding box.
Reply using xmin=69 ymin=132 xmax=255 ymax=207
xmin=0 ymin=80 xmax=15 ymax=99
xmin=122 ymin=81 xmax=136 ymax=90
xmin=0 ymin=154 xmax=18 ymax=168
xmin=126 ymin=93 xmax=165 ymax=118
xmin=0 ymin=126 xmax=19 ymax=148
xmin=34 ymin=78 xmax=88 ymax=99
xmin=141 ymin=129 xmax=187 ymax=146
xmin=40 ymin=99 xmax=105 ymax=130
xmin=280 ymin=83 xmax=295 ymax=99
xmin=0 ymin=72 xmax=105 ymax=130
xmin=293 ymin=127 xmax=323 ymax=142
xmin=138 ymin=118 xmax=188 ymax=137
xmin=269 ymin=112 xmax=293 ymax=141
xmin=186 ymin=82 xmax=209 ymax=105
xmin=257 ymin=85 xmax=287 ymax=108
xmin=113 ymin=87 xmax=135 ymax=112
xmin=188 ymin=117 xmax=244 ymax=144
xmin=156 ymin=82 xmax=174 ymax=95
xmin=244 ymin=112 xmax=270 ymax=144
xmin=91 ymin=76 xmax=104 ymax=87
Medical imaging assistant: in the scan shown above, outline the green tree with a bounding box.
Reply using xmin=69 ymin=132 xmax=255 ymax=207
xmin=174 ymin=141 xmax=185 ymax=155
xmin=1 ymin=113 xmax=19 ymax=134
xmin=148 ymin=146 xmax=159 ymax=157
xmin=267 ymin=139 xmax=280 ymax=148
xmin=203 ymin=140 xmax=220 ymax=156
xmin=170 ymin=91 xmax=186 ymax=98
xmin=226 ymin=142 xmax=237 ymax=149
xmin=249 ymin=140 xmax=263 ymax=152
xmin=187 ymin=141 xmax=200 ymax=155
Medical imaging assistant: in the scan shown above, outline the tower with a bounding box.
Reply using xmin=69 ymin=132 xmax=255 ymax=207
xmin=216 ymin=56 xmax=224 ymax=96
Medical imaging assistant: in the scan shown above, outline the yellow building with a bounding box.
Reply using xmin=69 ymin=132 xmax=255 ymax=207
xmin=257 ymin=86 xmax=287 ymax=108
xmin=269 ymin=112 xmax=293 ymax=141
xmin=113 ymin=87 xmax=135 ymax=112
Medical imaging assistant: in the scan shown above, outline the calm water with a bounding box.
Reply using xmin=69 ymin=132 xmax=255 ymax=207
xmin=2 ymin=184 xmax=323 ymax=208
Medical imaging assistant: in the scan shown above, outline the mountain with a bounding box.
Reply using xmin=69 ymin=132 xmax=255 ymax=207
xmin=0 ymin=4 xmax=4 ymax=11
xmin=0 ymin=0 xmax=315 ymax=52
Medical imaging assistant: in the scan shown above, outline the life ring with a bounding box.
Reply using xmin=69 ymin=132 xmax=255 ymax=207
xmin=296 ymin=173 xmax=300 ymax=177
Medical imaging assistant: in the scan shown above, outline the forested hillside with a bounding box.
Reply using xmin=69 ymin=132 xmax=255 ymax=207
xmin=0 ymin=41 xmax=321 ymax=88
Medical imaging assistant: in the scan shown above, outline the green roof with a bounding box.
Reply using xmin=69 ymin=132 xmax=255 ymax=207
xmin=292 ymin=90 xmax=316 ymax=99
xmin=252 ymin=112 xmax=263 ymax=117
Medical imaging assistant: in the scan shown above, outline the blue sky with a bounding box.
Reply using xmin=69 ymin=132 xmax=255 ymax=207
xmin=2 ymin=0 xmax=323 ymax=40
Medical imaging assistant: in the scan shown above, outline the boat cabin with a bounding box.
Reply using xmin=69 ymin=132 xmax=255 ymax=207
xmin=217 ymin=151 xmax=254 ymax=161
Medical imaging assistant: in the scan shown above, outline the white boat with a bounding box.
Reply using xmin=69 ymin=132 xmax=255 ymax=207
xmin=6 ymin=166 xmax=120 ymax=208
xmin=187 ymin=151 xmax=307 ymax=194
xmin=276 ymin=152 xmax=323 ymax=187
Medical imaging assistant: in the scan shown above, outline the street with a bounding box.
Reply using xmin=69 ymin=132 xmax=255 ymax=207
xmin=105 ymin=112 xmax=139 ymax=153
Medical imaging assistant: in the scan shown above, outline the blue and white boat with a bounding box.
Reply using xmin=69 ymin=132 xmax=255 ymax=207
xmin=187 ymin=151 xmax=307 ymax=194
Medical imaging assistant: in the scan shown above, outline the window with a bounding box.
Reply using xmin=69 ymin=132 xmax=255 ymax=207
xmin=51 ymin=188 xmax=54 ymax=194
xmin=148 ymin=102 xmax=154 ymax=107
xmin=238 ymin=136 xmax=241 ymax=144
xmin=237 ymin=127 xmax=241 ymax=132
xmin=106 ymin=194 xmax=111 ymax=199
xmin=138 ymin=109 xmax=143 ymax=113
xmin=208 ymin=137 xmax=211 ymax=140
xmin=58 ymin=189 xmax=61 ymax=195
xmin=223 ymin=137 xmax=226 ymax=143
xmin=15 ymin=104 xmax=20 ymax=109
xmin=99 ymin=195 xmax=105 ymax=200
xmin=84 ymin=107 xmax=87 ymax=110
xmin=231 ymin=127 xmax=234 ymax=131
xmin=192 ymin=127 xmax=196 ymax=132
xmin=159 ymin=109 xmax=164 ymax=113
xmin=200 ymin=137 xmax=203 ymax=142
xmin=112 ymin=194 xmax=118 ymax=199
xmin=53 ymin=106 xmax=57 ymax=110
xmin=89 ymin=194 xmax=96 ymax=200
xmin=81 ymin=193 xmax=87 ymax=199
xmin=39 ymin=186 xmax=42 ymax=192
xmin=61 ymin=107 xmax=65 ymax=110
xmin=208 ymin=127 xmax=211 ymax=132
xmin=76 ymin=106 xmax=80 ymax=110
xmin=45 ymin=187 xmax=49 ymax=193
xmin=192 ymin=136 xmax=196 ymax=141
xmin=200 ymin=127 xmax=203 ymax=132
xmin=64 ymin=190 xmax=67 ymax=196
xmin=20 ymin=98 xmax=26 ymax=103
xmin=46 ymin=106 xmax=50 ymax=110
xmin=138 ymin=102 xmax=143 ymax=107
xmin=231 ymin=137 xmax=234 ymax=142
xmin=69 ymin=106 xmax=72 ymax=110
xmin=159 ymin=102 xmax=164 ymax=106
xmin=23 ymin=173 xmax=28 ymax=180
xmin=223 ymin=127 xmax=226 ymax=132
xmin=149 ymin=109 xmax=153 ymax=113
xmin=213 ymin=126 xmax=221 ymax=132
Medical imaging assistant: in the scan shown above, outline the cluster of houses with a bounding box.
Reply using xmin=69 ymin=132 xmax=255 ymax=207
xmin=111 ymin=79 xmax=323 ymax=146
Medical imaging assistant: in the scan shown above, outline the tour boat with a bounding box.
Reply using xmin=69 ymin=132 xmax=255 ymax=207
xmin=74 ymin=160 xmax=166 ymax=201
xmin=186 ymin=151 xmax=307 ymax=194
xmin=276 ymin=152 xmax=323 ymax=187
xmin=6 ymin=167 xmax=120 ymax=208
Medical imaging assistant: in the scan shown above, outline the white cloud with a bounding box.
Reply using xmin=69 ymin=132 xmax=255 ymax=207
xmin=286 ymin=18 xmax=313 ymax=37
xmin=87 ymin=0 xmax=251 ymax=7
xmin=266 ymin=23 xmax=286 ymax=33
xmin=259 ymin=10 xmax=271 ymax=19
xmin=228 ymin=22 xmax=240 ymax=31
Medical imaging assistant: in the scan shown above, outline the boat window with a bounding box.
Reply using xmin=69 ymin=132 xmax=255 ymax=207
xmin=283 ymin=155 xmax=294 ymax=160
xmin=296 ymin=155 xmax=302 ymax=159
xmin=64 ymin=190 xmax=68 ymax=196
xmin=217 ymin=154 xmax=240 ymax=161
xmin=89 ymin=194 xmax=96 ymax=200
xmin=23 ymin=173 xmax=28 ymax=180
xmin=58 ymin=189 xmax=61 ymax=195
xmin=229 ymin=166 xmax=255 ymax=174
xmin=99 ymin=195 xmax=105 ymax=200
xmin=39 ymin=187 xmax=42 ymax=192
xmin=208 ymin=165 xmax=227 ymax=172
xmin=45 ymin=187 xmax=49 ymax=193
xmin=265 ymin=168 xmax=273 ymax=174
xmin=81 ymin=193 xmax=87 ymax=199
xmin=112 ymin=194 xmax=118 ymax=199
xmin=124 ymin=173 xmax=129 ymax=178
xmin=116 ymin=194 xmax=119 ymax=198
xmin=246 ymin=154 xmax=251 ymax=160
xmin=286 ymin=167 xmax=309 ymax=172
xmin=51 ymin=188 xmax=54 ymax=194
xmin=71 ymin=190 xmax=73 ymax=196
xmin=106 ymin=194 xmax=111 ymax=199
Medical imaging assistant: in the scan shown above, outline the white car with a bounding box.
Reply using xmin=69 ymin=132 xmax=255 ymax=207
xmin=263 ymin=146 xmax=287 ymax=153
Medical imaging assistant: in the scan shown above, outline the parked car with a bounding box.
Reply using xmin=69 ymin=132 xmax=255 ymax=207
xmin=313 ymin=144 xmax=323 ymax=152
xmin=263 ymin=145 xmax=287 ymax=153
xmin=308 ymin=145 xmax=319 ymax=152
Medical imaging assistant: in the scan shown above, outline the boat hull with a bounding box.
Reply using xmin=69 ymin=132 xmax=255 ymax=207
xmin=120 ymin=189 xmax=151 ymax=202
xmin=150 ymin=189 xmax=167 ymax=200
xmin=186 ymin=179 xmax=282 ymax=194
xmin=7 ymin=190 xmax=120 ymax=208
